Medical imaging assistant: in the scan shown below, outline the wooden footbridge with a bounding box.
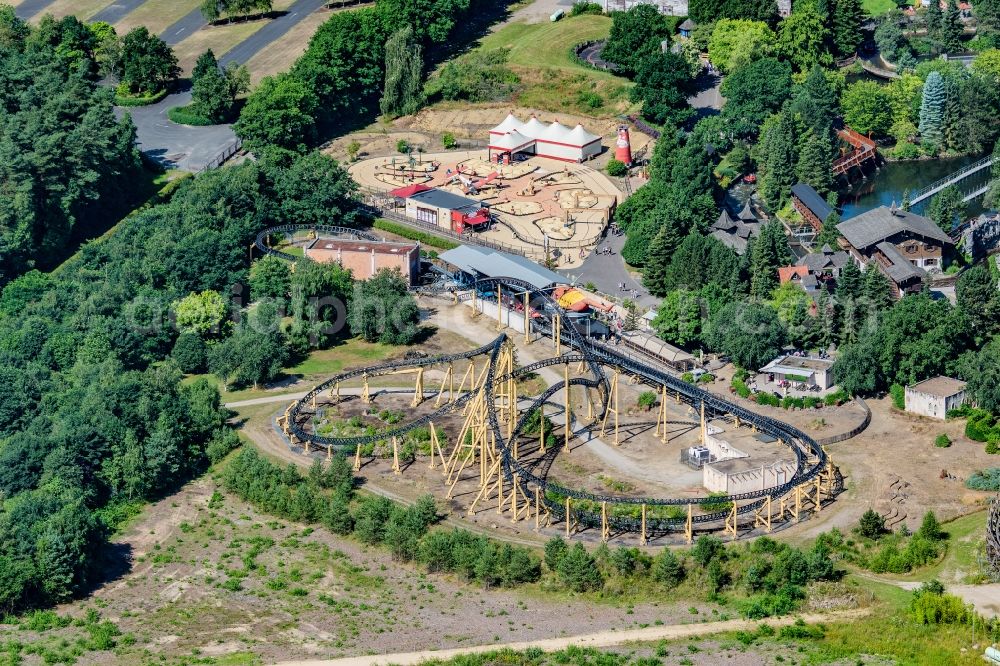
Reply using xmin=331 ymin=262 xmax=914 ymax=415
xmin=833 ymin=127 xmax=879 ymax=177
xmin=909 ymin=155 xmax=995 ymax=206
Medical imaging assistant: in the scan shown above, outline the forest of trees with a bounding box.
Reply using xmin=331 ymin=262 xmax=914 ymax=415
xmin=0 ymin=143 xmax=425 ymax=612
xmin=235 ymin=0 xmax=492 ymax=154
xmin=0 ymin=9 xmax=145 ymax=287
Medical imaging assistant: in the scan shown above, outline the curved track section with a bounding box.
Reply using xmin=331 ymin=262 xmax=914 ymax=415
xmin=255 ymin=224 xmax=382 ymax=261
xmin=283 ymin=275 xmax=837 ymax=537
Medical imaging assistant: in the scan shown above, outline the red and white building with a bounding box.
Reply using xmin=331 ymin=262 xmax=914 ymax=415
xmin=488 ymin=113 xmax=602 ymax=163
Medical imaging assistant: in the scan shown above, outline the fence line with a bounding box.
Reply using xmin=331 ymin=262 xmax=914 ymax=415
xmin=197 ymin=137 xmax=244 ymax=173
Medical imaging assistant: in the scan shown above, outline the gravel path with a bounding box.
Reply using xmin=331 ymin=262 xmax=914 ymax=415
xmin=270 ymin=609 xmax=871 ymax=665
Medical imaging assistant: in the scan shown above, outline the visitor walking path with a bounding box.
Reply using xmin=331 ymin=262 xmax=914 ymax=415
xmin=91 ymin=0 xmax=147 ymax=25
xmin=561 ymin=229 xmax=658 ymax=310
xmin=13 ymin=0 xmax=55 ymax=20
xmin=270 ymin=609 xmax=870 ymax=665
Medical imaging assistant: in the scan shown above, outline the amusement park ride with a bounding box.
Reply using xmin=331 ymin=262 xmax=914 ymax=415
xmin=259 ymin=226 xmax=844 ymax=544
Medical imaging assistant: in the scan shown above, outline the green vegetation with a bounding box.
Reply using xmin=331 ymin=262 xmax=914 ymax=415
xmin=372 ymin=218 xmax=459 ymax=249
xmin=966 ymin=467 xmax=1000 ymax=490
xmin=934 ymin=433 xmax=952 ymax=448
xmin=818 ymin=509 xmax=949 ymax=575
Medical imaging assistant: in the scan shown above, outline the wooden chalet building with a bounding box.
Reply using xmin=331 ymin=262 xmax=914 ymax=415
xmin=791 ymin=183 xmax=833 ymax=233
xmin=836 ymin=205 xmax=953 ymax=298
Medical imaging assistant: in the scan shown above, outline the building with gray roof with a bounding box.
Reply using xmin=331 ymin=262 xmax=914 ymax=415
xmin=438 ymin=245 xmax=566 ymax=291
xmin=836 ymin=205 xmax=953 ymax=298
xmin=710 ymin=208 xmax=761 ymax=255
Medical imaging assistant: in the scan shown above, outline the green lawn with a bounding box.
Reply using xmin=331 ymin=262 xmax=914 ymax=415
xmin=470 ymin=14 xmax=634 ymax=117
xmin=863 ymin=0 xmax=897 ymax=15
xmin=478 ymin=14 xmax=615 ymax=74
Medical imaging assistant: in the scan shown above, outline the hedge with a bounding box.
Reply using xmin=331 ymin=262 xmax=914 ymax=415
xmin=373 ymin=219 xmax=459 ymax=250
xmin=167 ymin=104 xmax=214 ymax=126
xmin=114 ymin=88 xmax=168 ymax=107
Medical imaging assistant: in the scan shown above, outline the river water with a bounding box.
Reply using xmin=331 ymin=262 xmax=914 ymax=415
xmin=840 ymin=155 xmax=990 ymax=220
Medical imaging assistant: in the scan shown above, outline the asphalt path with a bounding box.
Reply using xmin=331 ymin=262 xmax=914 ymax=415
xmin=219 ymin=0 xmax=328 ymax=66
xmin=559 ymin=230 xmax=658 ymax=310
xmin=14 ymin=0 xmax=56 ymax=19
xmin=91 ymin=0 xmax=147 ymax=25
xmin=161 ymin=7 xmax=206 ymax=46
xmin=121 ymin=90 xmax=240 ymax=172
xmin=127 ymin=0 xmax=331 ymax=171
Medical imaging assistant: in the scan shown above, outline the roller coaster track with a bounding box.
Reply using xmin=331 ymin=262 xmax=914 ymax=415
xmin=279 ymin=276 xmax=839 ymax=539
xmin=988 ymin=495 xmax=1000 ymax=581
xmin=254 ymin=224 xmax=381 ymax=261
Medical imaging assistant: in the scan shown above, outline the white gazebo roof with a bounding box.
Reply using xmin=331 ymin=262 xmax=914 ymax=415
xmin=538 ymin=121 xmax=573 ymax=143
xmin=490 ymin=113 xmax=528 ymax=135
xmin=489 ymin=129 xmax=534 ymax=151
xmin=568 ymin=123 xmax=601 ymax=146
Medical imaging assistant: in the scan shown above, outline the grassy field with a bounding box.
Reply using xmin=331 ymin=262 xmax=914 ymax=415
xmin=113 ymin=0 xmax=202 ymax=35
xmin=41 ymin=0 xmax=112 ymax=21
xmin=469 ymin=14 xmax=633 ymax=118
xmin=863 ymin=0 xmax=897 ymax=14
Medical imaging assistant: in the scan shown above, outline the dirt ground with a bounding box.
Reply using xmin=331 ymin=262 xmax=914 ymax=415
xmin=45 ymin=479 xmax=737 ymax=665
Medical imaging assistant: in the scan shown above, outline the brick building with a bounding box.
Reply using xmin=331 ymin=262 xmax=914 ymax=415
xmin=304 ymin=239 xmax=420 ymax=285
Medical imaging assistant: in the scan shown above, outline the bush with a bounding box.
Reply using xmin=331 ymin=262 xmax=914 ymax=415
xmin=571 ymin=1 xmax=603 ymax=15
xmin=206 ymin=428 xmax=241 ymax=464
xmin=700 ymin=492 xmax=733 ymax=513
xmin=890 ymin=383 xmax=905 ymax=410
xmin=691 ymin=535 xmax=725 ymax=567
xmin=424 ymin=49 xmax=520 ymax=103
xmin=396 ymin=139 xmax=411 ymax=153
xmin=857 ymin=509 xmax=885 ymax=539
xmin=442 ymin=132 xmax=458 ymax=149
xmin=606 ymin=159 xmax=628 ymax=177
xmin=909 ymin=582 xmax=971 ymax=625
xmin=114 ymin=85 xmax=168 ymax=106
xmin=372 ymin=219 xmax=459 ymax=250
xmin=557 ymin=543 xmax=603 ymax=592
xmin=965 ymin=467 xmax=1000 ymax=490
xmin=637 ymin=390 xmax=657 ymax=410
xmin=651 ymin=549 xmax=684 ymax=587
xmin=934 ymin=433 xmax=951 ymax=448
xmin=544 ymin=536 xmax=569 ymax=571
xmin=172 ymin=332 xmax=207 ymax=373
xmin=167 ymin=104 xmax=213 ymax=126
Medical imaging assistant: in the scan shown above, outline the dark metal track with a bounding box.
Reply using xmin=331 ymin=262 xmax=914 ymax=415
xmin=285 ymin=275 xmax=833 ymax=534
xmin=254 ymin=225 xmax=382 ymax=261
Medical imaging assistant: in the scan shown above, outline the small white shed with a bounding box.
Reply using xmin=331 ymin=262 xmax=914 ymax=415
xmin=904 ymin=376 xmax=968 ymax=420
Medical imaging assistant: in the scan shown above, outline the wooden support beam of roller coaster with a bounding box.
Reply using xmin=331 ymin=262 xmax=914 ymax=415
xmin=553 ymin=314 xmax=561 ymax=355
xmin=655 ymin=384 xmax=668 ymax=443
xmin=412 ymin=367 xmax=424 ymax=407
xmin=361 ymin=373 xmax=371 ymax=404
xmin=391 ymin=436 xmax=401 ymax=475
xmin=724 ymin=502 xmax=738 ymax=541
xmin=599 ymin=371 xmax=620 ymax=446
xmin=640 ymin=504 xmax=647 ymax=545
xmin=434 ymin=363 xmax=454 ymax=407
xmin=601 ymin=501 xmax=610 ymax=543
xmin=685 ymin=503 xmax=693 ymax=545
xmin=353 ymin=443 xmax=361 ymax=472
xmin=755 ymin=495 xmax=773 ymax=533
xmin=427 ymin=422 xmax=445 ymax=470
xmin=564 ymin=363 xmax=572 ymax=451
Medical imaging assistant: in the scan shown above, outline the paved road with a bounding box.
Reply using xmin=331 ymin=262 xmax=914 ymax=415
xmin=14 ymin=0 xmax=56 ymax=19
xmin=161 ymin=7 xmax=206 ymax=46
xmin=559 ymin=230 xmax=659 ymax=311
xmin=91 ymin=0 xmax=147 ymax=25
xmin=128 ymin=0 xmax=331 ymax=171
xmin=122 ymin=90 xmax=240 ymax=171
xmin=219 ymin=0 xmax=328 ymax=67
xmin=577 ymin=40 xmax=617 ymax=72
xmin=271 ymin=609 xmax=870 ymax=665
xmin=689 ymin=70 xmax=723 ymax=119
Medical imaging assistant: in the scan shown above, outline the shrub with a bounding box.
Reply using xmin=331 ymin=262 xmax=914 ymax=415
xmin=544 ymin=536 xmax=569 ymax=571
xmin=172 ymin=332 xmax=207 ymax=373
xmin=934 ymin=433 xmax=951 ymax=448
xmin=114 ymin=85 xmax=169 ymax=106
xmin=637 ymin=390 xmax=657 ymax=410
xmin=167 ymin=104 xmax=213 ymax=126
xmin=372 ymin=219 xmax=459 ymax=250
xmin=779 ymin=619 xmax=825 ymax=640
xmin=352 ymin=496 xmax=395 ymax=544
xmin=206 ymin=428 xmax=241 ymax=464
xmin=857 ymin=509 xmax=885 ymax=539
xmin=651 ymin=549 xmax=684 ymax=587
xmin=441 ymin=132 xmax=458 ymax=149
xmin=700 ymin=492 xmax=734 ymax=513
xmin=965 ymin=467 xmax=1000 ymax=490
xmin=909 ymin=582 xmax=971 ymax=625
xmin=556 ymin=543 xmax=603 ymax=592
xmin=890 ymin=383 xmax=905 ymax=409
xmin=606 ymin=159 xmax=628 ymax=177
xmin=691 ymin=535 xmax=725 ymax=567
xmin=424 ymin=49 xmax=520 ymax=103
xmin=571 ymin=1 xmax=603 ymax=15
xmin=988 ymin=437 xmax=1000 ymax=455
xmin=739 ymin=584 xmax=804 ymax=619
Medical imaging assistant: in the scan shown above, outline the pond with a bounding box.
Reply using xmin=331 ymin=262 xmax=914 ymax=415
xmin=839 ymin=154 xmax=990 ymax=221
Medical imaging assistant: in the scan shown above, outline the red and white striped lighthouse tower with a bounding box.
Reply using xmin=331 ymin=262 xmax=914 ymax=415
xmin=614 ymin=125 xmax=632 ymax=166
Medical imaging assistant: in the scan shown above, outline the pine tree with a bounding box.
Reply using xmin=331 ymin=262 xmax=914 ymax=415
xmin=918 ymin=71 xmax=946 ymax=149
xmin=917 ymin=510 xmax=942 ymax=541
xmin=941 ymin=0 xmax=964 ymax=52
xmin=750 ymin=221 xmax=792 ymax=299
xmin=832 ymin=0 xmax=864 ymax=57
xmin=942 ymin=76 xmax=962 ymax=151
xmin=642 ymin=226 xmax=676 ymax=297
xmin=836 ymin=260 xmax=863 ymax=300
xmin=380 ymin=26 xmax=424 ymax=118
xmin=796 ymin=128 xmax=834 ymax=195
xmin=862 ymin=264 xmax=894 ymax=309
xmin=791 ymin=65 xmax=837 ymax=139
xmin=816 ymin=211 xmax=842 ymax=247
xmin=758 ymin=111 xmax=800 ymax=208
xmin=927 ymin=0 xmax=943 ymax=48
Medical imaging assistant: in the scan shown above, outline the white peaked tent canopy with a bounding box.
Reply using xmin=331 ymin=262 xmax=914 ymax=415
xmin=522 ymin=116 xmax=547 ymax=139
xmin=490 ymin=113 xmax=528 ymax=135
xmin=538 ymin=121 xmax=574 ymax=143
xmin=568 ymin=124 xmax=601 ymax=146
xmin=490 ymin=129 xmax=534 ymax=151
